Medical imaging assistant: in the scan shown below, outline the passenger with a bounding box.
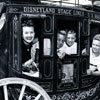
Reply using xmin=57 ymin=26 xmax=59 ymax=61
xmin=57 ymin=30 xmax=66 ymax=59
xmin=64 ymin=30 xmax=77 ymax=55
xmin=22 ymin=20 xmax=39 ymax=74
xmin=86 ymin=34 xmax=100 ymax=76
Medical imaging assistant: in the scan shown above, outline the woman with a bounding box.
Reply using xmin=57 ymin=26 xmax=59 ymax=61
xmin=22 ymin=20 xmax=39 ymax=74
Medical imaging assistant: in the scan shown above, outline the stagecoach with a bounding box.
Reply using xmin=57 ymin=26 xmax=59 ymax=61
xmin=0 ymin=0 xmax=100 ymax=99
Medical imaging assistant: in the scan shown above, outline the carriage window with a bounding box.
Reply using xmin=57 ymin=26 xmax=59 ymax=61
xmin=43 ymin=38 xmax=51 ymax=55
xmin=56 ymin=18 xmax=79 ymax=88
xmin=56 ymin=19 xmax=78 ymax=59
xmin=21 ymin=19 xmax=40 ymax=77
xmin=57 ymin=30 xmax=78 ymax=59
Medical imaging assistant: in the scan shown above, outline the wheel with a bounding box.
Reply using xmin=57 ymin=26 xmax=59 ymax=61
xmin=0 ymin=77 xmax=51 ymax=100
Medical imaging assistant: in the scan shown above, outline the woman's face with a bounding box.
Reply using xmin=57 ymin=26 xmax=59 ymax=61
xmin=92 ymin=39 xmax=100 ymax=54
xmin=22 ymin=26 xmax=35 ymax=44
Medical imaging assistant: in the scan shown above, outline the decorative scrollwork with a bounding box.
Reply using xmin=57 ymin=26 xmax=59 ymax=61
xmin=51 ymin=82 xmax=100 ymax=100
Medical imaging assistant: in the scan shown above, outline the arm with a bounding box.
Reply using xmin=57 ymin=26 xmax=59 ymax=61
xmin=31 ymin=41 xmax=39 ymax=61
xmin=87 ymin=64 xmax=100 ymax=76
xmin=22 ymin=59 xmax=33 ymax=67
xmin=57 ymin=50 xmax=66 ymax=59
xmin=92 ymin=64 xmax=100 ymax=76
xmin=91 ymin=71 xmax=100 ymax=76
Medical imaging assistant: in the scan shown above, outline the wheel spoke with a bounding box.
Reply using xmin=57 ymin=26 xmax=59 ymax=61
xmin=3 ymin=85 xmax=8 ymax=100
xmin=0 ymin=78 xmax=51 ymax=100
xmin=34 ymin=94 xmax=41 ymax=100
xmin=18 ymin=85 xmax=26 ymax=100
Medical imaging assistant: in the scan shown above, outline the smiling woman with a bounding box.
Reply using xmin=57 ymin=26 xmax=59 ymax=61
xmin=21 ymin=19 xmax=39 ymax=77
xmin=87 ymin=34 xmax=100 ymax=76
xmin=22 ymin=20 xmax=35 ymax=64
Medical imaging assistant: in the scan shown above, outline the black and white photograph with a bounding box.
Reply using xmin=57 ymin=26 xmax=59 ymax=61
xmin=0 ymin=0 xmax=100 ymax=100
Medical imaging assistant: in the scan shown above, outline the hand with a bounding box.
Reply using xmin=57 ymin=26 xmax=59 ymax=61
xmin=87 ymin=69 xmax=92 ymax=75
xmin=90 ymin=65 xmax=97 ymax=71
xmin=29 ymin=70 xmax=34 ymax=74
xmin=23 ymin=59 xmax=33 ymax=67
xmin=57 ymin=50 xmax=66 ymax=59
xmin=32 ymin=61 xmax=37 ymax=67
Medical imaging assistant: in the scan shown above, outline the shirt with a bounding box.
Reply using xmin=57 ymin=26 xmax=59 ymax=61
xmin=64 ymin=42 xmax=77 ymax=55
xmin=22 ymin=41 xmax=32 ymax=63
xmin=90 ymin=48 xmax=100 ymax=71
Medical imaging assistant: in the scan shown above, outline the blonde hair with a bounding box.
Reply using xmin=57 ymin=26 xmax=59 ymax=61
xmin=93 ymin=34 xmax=100 ymax=41
xmin=58 ymin=30 xmax=66 ymax=36
xmin=67 ymin=30 xmax=76 ymax=36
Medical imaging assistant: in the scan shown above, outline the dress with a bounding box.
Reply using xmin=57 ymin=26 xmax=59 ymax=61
xmin=90 ymin=48 xmax=100 ymax=71
xmin=64 ymin=42 xmax=77 ymax=55
xmin=22 ymin=41 xmax=32 ymax=64
xmin=22 ymin=40 xmax=39 ymax=72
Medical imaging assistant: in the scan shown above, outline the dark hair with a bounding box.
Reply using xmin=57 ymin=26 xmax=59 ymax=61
xmin=22 ymin=19 xmax=34 ymax=27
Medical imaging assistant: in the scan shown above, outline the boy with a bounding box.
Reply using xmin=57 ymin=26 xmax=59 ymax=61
xmin=57 ymin=30 xmax=66 ymax=59
xmin=65 ymin=30 xmax=77 ymax=55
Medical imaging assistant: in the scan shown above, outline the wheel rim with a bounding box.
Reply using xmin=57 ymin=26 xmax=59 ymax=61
xmin=0 ymin=77 xmax=51 ymax=100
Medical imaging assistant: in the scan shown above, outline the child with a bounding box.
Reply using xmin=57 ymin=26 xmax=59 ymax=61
xmin=65 ymin=30 xmax=77 ymax=55
xmin=57 ymin=30 xmax=66 ymax=59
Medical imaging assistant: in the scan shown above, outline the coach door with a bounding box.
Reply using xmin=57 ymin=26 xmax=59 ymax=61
xmin=55 ymin=15 xmax=90 ymax=90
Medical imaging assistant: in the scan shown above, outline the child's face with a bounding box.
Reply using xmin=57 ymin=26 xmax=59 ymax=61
xmin=92 ymin=39 xmax=100 ymax=54
xmin=22 ymin=26 xmax=35 ymax=44
xmin=57 ymin=34 xmax=65 ymax=49
xmin=66 ymin=34 xmax=76 ymax=47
